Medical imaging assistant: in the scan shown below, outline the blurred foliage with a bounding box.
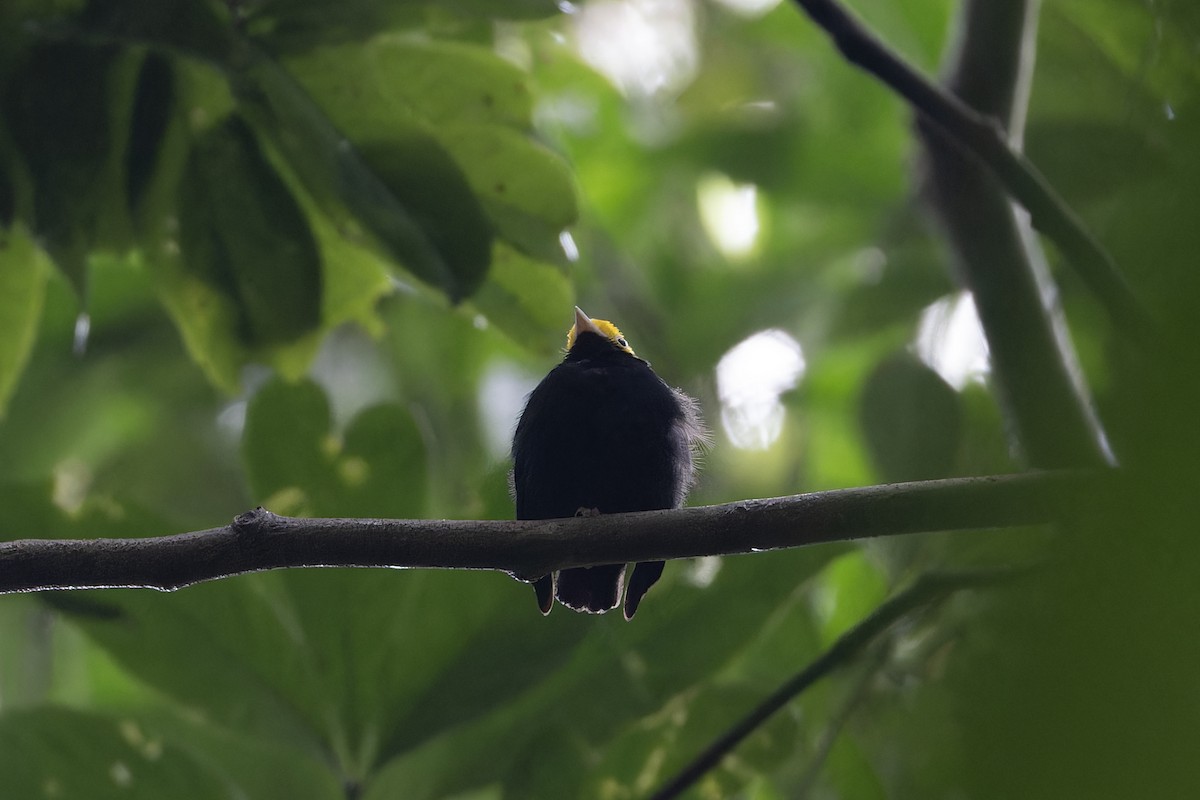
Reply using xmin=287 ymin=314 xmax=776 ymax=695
xmin=0 ymin=0 xmax=1197 ymax=797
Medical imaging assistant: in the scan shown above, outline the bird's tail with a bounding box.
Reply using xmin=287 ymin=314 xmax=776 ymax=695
xmin=555 ymin=564 xmax=626 ymax=613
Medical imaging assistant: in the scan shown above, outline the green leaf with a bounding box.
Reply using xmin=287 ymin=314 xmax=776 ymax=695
xmin=309 ymin=213 xmax=394 ymax=335
xmin=178 ymin=115 xmax=323 ymax=346
xmin=340 ymin=403 xmax=428 ymax=518
xmin=0 ymin=138 xmax=17 ymax=228
xmin=437 ymin=0 xmax=563 ymax=21
xmin=71 ymin=0 xmax=235 ymax=63
xmin=811 ymin=551 xmax=888 ymax=645
xmin=0 ymin=224 xmax=48 ymax=417
xmin=241 ymin=377 xmax=335 ymax=511
xmin=365 ymin=546 xmax=843 ymax=799
xmin=582 ymin=682 xmax=802 ymax=800
xmin=281 ymin=36 xmax=577 ymax=265
xmin=234 ymin=53 xmax=478 ymax=300
xmin=141 ymin=256 xmax=247 ymax=394
xmin=131 ymin=56 xmax=388 ymax=391
xmin=1 ymin=42 xmax=132 ymax=291
xmin=278 ymin=570 xmax=524 ymax=778
xmin=0 ymin=707 xmax=230 ymax=800
xmin=246 ymin=1 xmax=563 ymax=55
xmin=372 ymin=577 xmax=591 ymax=762
xmin=51 ymin=531 xmax=548 ymax=788
xmin=357 ymin=136 xmax=493 ymax=296
xmin=145 ymin=711 xmax=347 ymax=800
xmin=241 ymin=376 xmax=428 ymax=516
xmin=859 ymin=353 xmax=962 ymax=482
xmin=471 ymin=242 xmax=574 ymax=355
xmin=281 ymin=38 xmax=535 ymax=136
xmin=438 ymin=124 xmax=579 ymax=262
xmin=244 ymin=0 xmax=425 ymax=54
xmin=802 ymin=345 xmax=882 ymax=491
xmin=120 ymin=56 xmax=245 ymax=391
xmin=60 ymin=579 xmax=334 ymax=748
xmin=125 ymin=52 xmax=175 ymax=214
xmin=822 ymin=734 xmax=887 ymax=800
xmin=0 ymin=596 xmax=55 ymax=706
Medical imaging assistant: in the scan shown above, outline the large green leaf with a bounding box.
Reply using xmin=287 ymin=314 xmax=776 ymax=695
xmin=1 ymin=41 xmax=132 ymax=291
xmin=71 ymin=0 xmax=235 ymax=63
xmin=247 ymin=0 xmax=563 ymax=54
xmin=280 ymin=36 xmax=578 ymax=285
xmin=145 ymin=711 xmax=347 ymax=800
xmin=859 ymin=353 xmax=963 ymax=483
xmin=126 ymin=57 xmax=245 ymax=393
xmin=125 ymin=52 xmax=175 ymax=215
xmin=579 ymin=682 xmax=803 ymax=799
xmin=0 ymin=708 xmax=229 ymax=800
xmin=810 ymin=550 xmax=888 ymax=645
xmin=340 ymin=403 xmax=429 ymax=517
xmin=129 ymin=55 xmax=391 ymax=392
xmin=56 ymin=579 xmax=336 ymax=748
xmin=238 ymin=376 xmax=555 ymax=777
xmin=571 ymin=563 xmax=830 ymax=799
xmin=356 ymin=136 xmax=493 ymax=297
xmin=0 ymin=704 xmax=345 ymax=800
xmin=178 ymin=115 xmax=323 ymax=347
xmin=240 ymin=377 xmax=336 ymax=513
xmin=283 ymin=38 xmax=536 ymax=134
xmin=364 ymin=545 xmax=844 ymax=799
xmin=234 ymin=53 xmax=483 ymax=301
xmin=0 ymin=224 xmax=48 ymax=417
xmin=470 ymin=242 xmax=574 ymax=355
xmin=438 ymin=123 xmax=579 ymax=262
xmin=241 ymin=375 xmax=427 ymax=517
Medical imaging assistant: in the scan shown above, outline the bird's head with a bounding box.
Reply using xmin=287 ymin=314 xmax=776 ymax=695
xmin=567 ymin=306 xmax=636 ymax=356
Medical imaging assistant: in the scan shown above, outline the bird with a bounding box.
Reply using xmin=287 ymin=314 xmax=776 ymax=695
xmin=512 ymin=306 xmax=705 ymax=619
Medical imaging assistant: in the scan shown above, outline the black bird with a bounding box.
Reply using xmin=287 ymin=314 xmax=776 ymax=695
xmin=512 ymin=307 xmax=705 ymax=619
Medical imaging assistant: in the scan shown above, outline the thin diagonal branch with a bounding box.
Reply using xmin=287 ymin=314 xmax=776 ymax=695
xmin=792 ymin=640 xmax=890 ymax=796
xmin=790 ymin=0 xmax=1153 ymax=346
xmin=0 ymin=470 xmax=1104 ymax=595
xmin=649 ymin=566 xmax=1028 ymax=800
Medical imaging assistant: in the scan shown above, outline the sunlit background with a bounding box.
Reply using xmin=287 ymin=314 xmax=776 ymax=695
xmin=482 ymin=0 xmax=989 ymax=484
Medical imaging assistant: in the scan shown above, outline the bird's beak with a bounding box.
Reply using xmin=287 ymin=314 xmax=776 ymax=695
xmin=574 ymin=306 xmax=604 ymax=338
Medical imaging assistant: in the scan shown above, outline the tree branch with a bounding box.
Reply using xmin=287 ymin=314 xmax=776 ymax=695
xmin=649 ymin=565 xmax=1026 ymax=800
xmin=789 ymin=0 xmax=1153 ymax=346
xmin=0 ymin=471 xmax=1101 ymax=595
xmin=791 ymin=641 xmax=890 ymax=797
xmin=916 ymin=0 xmax=1112 ymax=469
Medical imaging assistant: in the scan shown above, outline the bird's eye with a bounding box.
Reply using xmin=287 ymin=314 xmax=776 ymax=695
xmin=616 ymin=337 xmax=629 ymax=349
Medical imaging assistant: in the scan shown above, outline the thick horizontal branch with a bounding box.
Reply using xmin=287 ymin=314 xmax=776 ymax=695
xmin=791 ymin=0 xmax=1153 ymax=345
xmin=0 ymin=471 xmax=1102 ymax=595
